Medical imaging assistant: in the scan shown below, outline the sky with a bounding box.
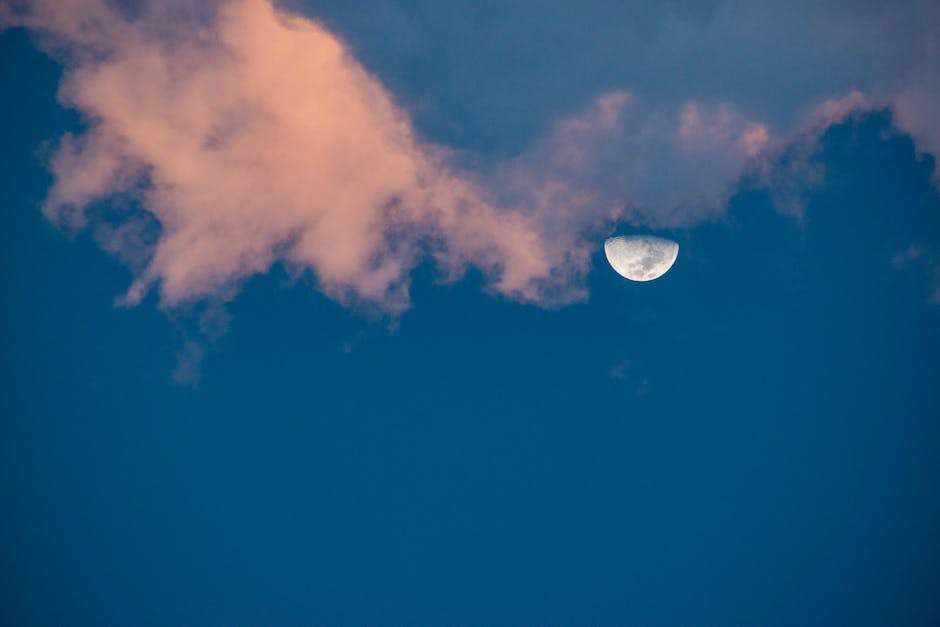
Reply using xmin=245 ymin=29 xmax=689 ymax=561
xmin=1 ymin=0 xmax=940 ymax=624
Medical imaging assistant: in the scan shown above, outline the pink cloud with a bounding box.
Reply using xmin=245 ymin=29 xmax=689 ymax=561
xmin=7 ymin=0 xmax=586 ymax=313
xmin=6 ymin=0 xmax=937 ymax=325
xmin=737 ymin=124 xmax=770 ymax=158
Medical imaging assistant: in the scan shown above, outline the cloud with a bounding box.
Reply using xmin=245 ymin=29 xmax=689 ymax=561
xmin=172 ymin=339 xmax=204 ymax=385
xmin=501 ymin=91 xmax=771 ymax=228
xmin=3 ymin=0 xmax=939 ymax=321
xmin=744 ymin=91 xmax=872 ymax=219
xmin=4 ymin=0 xmax=598 ymax=313
xmin=893 ymin=244 xmax=940 ymax=305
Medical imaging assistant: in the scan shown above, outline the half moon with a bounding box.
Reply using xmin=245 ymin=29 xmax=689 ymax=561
xmin=604 ymin=235 xmax=679 ymax=282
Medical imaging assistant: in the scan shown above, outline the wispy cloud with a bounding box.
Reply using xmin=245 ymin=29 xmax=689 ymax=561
xmin=3 ymin=0 xmax=939 ymax=323
xmin=172 ymin=339 xmax=204 ymax=386
xmin=893 ymin=244 xmax=940 ymax=305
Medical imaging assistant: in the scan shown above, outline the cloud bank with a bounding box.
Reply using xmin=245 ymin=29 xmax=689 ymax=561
xmin=3 ymin=0 xmax=939 ymax=315
xmin=4 ymin=0 xmax=606 ymax=312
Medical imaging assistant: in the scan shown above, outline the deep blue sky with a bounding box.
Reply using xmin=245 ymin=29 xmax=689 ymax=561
xmin=3 ymin=7 xmax=940 ymax=626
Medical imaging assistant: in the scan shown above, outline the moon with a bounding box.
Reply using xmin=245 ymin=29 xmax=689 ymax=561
xmin=604 ymin=235 xmax=679 ymax=282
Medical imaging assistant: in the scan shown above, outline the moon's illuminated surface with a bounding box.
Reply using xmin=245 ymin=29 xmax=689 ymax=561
xmin=604 ymin=235 xmax=679 ymax=281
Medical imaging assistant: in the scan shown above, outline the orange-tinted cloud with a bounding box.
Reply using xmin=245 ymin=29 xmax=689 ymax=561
xmin=6 ymin=0 xmax=936 ymax=319
xmin=7 ymin=0 xmax=588 ymax=312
